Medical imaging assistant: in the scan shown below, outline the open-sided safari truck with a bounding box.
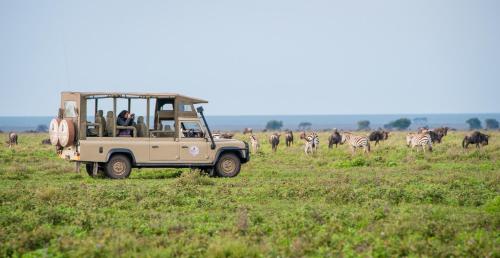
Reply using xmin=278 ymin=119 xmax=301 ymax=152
xmin=49 ymin=92 xmax=249 ymax=178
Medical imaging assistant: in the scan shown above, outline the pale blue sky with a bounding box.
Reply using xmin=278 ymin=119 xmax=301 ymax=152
xmin=0 ymin=0 xmax=499 ymax=116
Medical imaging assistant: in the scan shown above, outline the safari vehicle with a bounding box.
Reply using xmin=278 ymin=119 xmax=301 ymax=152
xmin=49 ymin=92 xmax=249 ymax=178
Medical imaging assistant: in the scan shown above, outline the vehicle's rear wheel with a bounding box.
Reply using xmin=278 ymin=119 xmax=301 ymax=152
xmin=85 ymin=163 xmax=104 ymax=177
xmin=215 ymin=153 xmax=241 ymax=177
xmin=104 ymin=154 xmax=132 ymax=179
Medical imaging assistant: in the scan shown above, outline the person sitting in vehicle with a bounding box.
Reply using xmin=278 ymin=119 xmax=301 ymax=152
xmin=117 ymin=110 xmax=136 ymax=136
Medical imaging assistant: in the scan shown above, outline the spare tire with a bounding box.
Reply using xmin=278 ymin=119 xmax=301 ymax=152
xmin=58 ymin=119 xmax=75 ymax=147
xmin=49 ymin=118 xmax=61 ymax=146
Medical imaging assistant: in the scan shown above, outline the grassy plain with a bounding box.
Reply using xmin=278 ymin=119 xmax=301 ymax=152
xmin=0 ymin=131 xmax=499 ymax=257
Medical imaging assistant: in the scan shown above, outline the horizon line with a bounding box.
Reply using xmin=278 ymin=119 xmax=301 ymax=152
xmin=1 ymin=112 xmax=500 ymax=117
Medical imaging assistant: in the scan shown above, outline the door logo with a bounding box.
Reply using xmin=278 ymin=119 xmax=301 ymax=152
xmin=189 ymin=146 xmax=200 ymax=156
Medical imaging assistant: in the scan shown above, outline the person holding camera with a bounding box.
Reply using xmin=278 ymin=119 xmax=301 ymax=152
xmin=117 ymin=110 xmax=136 ymax=136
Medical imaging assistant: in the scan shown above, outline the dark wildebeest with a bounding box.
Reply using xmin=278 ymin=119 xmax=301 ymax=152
xmin=328 ymin=131 xmax=341 ymax=148
xmin=299 ymin=131 xmax=306 ymax=140
xmin=269 ymin=133 xmax=281 ymax=152
xmin=368 ymin=130 xmax=389 ymax=146
xmin=243 ymin=128 xmax=253 ymax=134
xmin=428 ymin=130 xmax=444 ymax=144
xmin=462 ymin=131 xmax=489 ymax=149
xmin=434 ymin=127 xmax=449 ymax=136
xmin=41 ymin=138 xmax=51 ymax=145
xmin=285 ymin=131 xmax=294 ymax=147
xmin=7 ymin=132 xmax=18 ymax=148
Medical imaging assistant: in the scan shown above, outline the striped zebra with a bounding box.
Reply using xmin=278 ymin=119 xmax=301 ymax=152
xmin=407 ymin=133 xmax=433 ymax=152
xmin=304 ymin=132 xmax=319 ymax=155
xmin=340 ymin=132 xmax=370 ymax=154
xmin=249 ymin=134 xmax=260 ymax=153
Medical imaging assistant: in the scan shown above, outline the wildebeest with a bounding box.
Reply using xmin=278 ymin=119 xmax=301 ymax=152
xmin=269 ymin=133 xmax=281 ymax=152
xmin=299 ymin=131 xmax=306 ymax=140
xmin=249 ymin=134 xmax=260 ymax=153
xmin=368 ymin=130 xmax=389 ymax=146
xmin=428 ymin=130 xmax=444 ymax=144
xmin=41 ymin=138 xmax=51 ymax=145
xmin=434 ymin=127 xmax=449 ymax=136
xmin=285 ymin=131 xmax=294 ymax=147
xmin=243 ymin=128 xmax=253 ymax=134
xmin=462 ymin=131 xmax=489 ymax=149
xmin=328 ymin=130 xmax=341 ymax=148
xmin=7 ymin=132 xmax=18 ymax=148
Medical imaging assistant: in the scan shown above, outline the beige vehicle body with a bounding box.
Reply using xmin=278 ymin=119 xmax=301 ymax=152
xmin=52 ymin=92 xmax=249 ymax=178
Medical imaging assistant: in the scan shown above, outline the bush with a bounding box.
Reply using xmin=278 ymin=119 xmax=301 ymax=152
xmin=485 ymin=119 xmax=499 ymax=130
xmin=265 ymin=120 xmax=283 ymax=131
xmin=466 ymin=118 xmax=482 ymax=130
xmin=384 ymin=118 xmax=411 ymax=130
xmin=357 ymin=120 xmax=370 ymax=131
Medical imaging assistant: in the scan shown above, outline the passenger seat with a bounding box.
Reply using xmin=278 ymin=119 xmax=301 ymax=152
xmin=106 ymin=111 xmax=114 ymax=136
xmin=95 ymin=110 xmax=107 ymax=136
xmin=135 ymin=116 xmax=149 ymax=137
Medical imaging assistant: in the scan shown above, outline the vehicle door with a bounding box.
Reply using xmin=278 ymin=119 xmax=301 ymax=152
xmin=149 ymin=120 xmax=179 ymax=162
xmin=178 ymin=120 xmax=210 ymax=162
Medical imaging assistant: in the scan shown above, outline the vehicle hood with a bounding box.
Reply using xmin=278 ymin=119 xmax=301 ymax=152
xmin=213 ymin=138 xmax=247 ymax=148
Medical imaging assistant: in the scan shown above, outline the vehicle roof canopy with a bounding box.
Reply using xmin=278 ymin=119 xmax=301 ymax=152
xmin=62 ymin=91 xmax=208 ymax=104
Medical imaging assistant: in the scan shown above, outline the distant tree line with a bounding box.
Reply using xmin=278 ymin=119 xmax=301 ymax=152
xmin=263 ymin=117 xmax=499 ymax=131
xmin=466 ymin=118 xmax=499 ymax=130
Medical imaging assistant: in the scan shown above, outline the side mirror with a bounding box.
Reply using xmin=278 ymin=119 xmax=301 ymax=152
xmin=196 ymin=106 xmax=204 ymax=113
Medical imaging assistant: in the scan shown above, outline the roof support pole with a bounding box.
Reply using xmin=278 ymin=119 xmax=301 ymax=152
xmin=94 ymin=99 xmax=98 ymax=117
xmin=146 ymin=97 xmax=150 ymax=130
xmin=113 ymin=97 xmax=117 ymax=137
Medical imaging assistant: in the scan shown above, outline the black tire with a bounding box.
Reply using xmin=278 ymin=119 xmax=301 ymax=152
xmin=104 ymin=154 xmax=132 ymax=179
xmin=215 ymin=153 xmax=241 ymax=177
xmin=85 ymin=163 xmax=104 ymax=177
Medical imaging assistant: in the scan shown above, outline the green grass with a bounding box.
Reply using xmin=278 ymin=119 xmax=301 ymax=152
xmin=0 ymin=132 xmax=499 ymax=257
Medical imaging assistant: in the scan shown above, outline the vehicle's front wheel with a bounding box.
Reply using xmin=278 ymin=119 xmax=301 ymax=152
xmin=215 ymin=153 xmax=241 ymax=177
xmin=85 ymin=163 xmax=104 ymax=177
xmin=104 ymin=154 xmax=132 ymax=179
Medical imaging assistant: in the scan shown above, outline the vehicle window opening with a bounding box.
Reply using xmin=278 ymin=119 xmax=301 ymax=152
xmin=180 ymin=121 xmax=204 ymax=138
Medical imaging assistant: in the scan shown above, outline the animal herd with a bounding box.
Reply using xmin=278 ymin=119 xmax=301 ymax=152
xmin=2 ymin=128 xmax=492 ymax=154
xmin=245 ymin=127 xmax=491 ymax=155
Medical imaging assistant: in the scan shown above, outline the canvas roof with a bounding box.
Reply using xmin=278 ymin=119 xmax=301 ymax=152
xmin=62 ymin=91 xmax=208 ymax=104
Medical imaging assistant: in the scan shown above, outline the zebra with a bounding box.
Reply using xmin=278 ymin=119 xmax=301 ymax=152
xmin=407 ymin=133 xmax=433 ymax=152
xmin=406 ymin=133 xmax=416 ymax=147
xmin=285 ymin=131 xmax=294 ymax=147
xmin=340 ymin=132 xmax=370 ymax=154
xmin=249 ymin=134 xmax=260 ymax=153
xmin=269 ymin=133 xmax=280 ymax=152
xmin=304 ymin=132 xmax=319 ymax=155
